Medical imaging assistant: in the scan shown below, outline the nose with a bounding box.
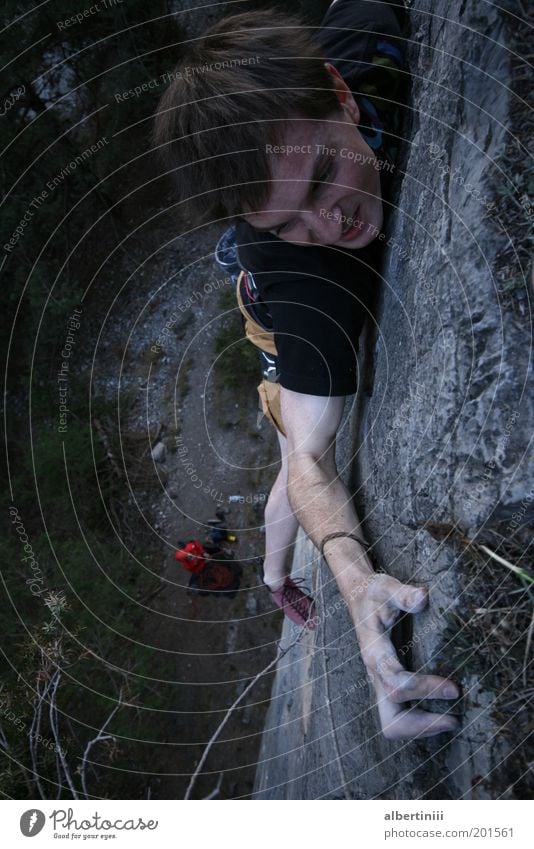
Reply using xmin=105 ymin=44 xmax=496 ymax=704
xmin=306 ymin=204 xmax=343 ymax=245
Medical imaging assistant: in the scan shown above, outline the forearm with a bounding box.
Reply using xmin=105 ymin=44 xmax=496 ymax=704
xmin=280 ymin=390 xmax=460 ymax=738
xmin=288 ymin=451 xmax=375 ymax=614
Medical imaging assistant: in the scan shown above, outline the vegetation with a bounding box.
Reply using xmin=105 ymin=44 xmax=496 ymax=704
xmin=493 ymin=2 xmax=533 ymax=312
xmin=1 ymin=0 xmax=185 ymax=799
xmin=424 ymin=523 xmax=534 ymax=798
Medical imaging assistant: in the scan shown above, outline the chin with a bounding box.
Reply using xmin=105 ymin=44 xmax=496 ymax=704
xmin=338 ymin=228 xmax=377 ymax=249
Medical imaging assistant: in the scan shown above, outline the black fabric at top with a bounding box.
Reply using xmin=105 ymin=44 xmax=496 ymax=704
xmin=235 ymin=0 xmax=405 ymax=396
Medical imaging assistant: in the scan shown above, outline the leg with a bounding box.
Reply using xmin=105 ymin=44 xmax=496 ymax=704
xmin=262 ymin=429 xmax=299 ymax=591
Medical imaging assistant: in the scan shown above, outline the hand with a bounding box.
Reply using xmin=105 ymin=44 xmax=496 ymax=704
xmin=352 ymin=574 xmax=461 ymax=740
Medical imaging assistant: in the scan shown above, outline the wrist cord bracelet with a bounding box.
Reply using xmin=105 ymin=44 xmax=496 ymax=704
xmin=319 ymin=532 xmax=370 ymax=559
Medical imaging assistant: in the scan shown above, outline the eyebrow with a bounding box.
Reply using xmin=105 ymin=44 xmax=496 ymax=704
xmin=251 ymin=147 xmax=330 ymax=233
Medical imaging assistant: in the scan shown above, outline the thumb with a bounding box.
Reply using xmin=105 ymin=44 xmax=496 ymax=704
xmin=401 ymin=584 xmax=428 ymax=613
xmin=370 ymin=575 xmax=429 ymax=613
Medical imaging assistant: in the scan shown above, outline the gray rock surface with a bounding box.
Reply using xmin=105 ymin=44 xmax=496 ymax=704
xmin=253 ymin=1 xmax=533 ymax=799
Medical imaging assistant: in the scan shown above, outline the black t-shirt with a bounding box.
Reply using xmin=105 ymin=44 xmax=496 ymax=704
xmin=235 ymin=0 xmax=407 ymax=396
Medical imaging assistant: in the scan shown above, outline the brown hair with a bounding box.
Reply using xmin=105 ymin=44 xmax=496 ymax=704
xmin=152 ymin=10 xmax=339 ymax=223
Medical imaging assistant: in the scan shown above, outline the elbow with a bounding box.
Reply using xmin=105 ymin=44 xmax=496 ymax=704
xmin=288 ymin=447 xmax=337 ymax=477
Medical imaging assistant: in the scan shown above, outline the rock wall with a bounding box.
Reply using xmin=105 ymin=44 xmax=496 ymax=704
xmin=253 ymin=0 xmax=533 ymax=799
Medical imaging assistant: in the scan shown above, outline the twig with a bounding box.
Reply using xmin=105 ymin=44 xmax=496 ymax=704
xmin=184 ymin=628 xmax=306 ymax=800
xmin=79 ymin=690 xmax=123 ymax=800
xmin=55 ymin=749 xmax=62 ymax=800
xmin=93 ymin=417 xmax=122 ymax=480
xmin=0 ymin=721 xmax=9 ymax=751
xmin=48 ymin=668 xmax=79 ymax=799
xmin=137 ymin=583 xmax=165 ymax=604
xmin=524 ymin=609 xmax=534 ymax=687
xmin=28 ymin=669 xmax=53 ymax=800
xmin=203 ymin=772 xmax=223 ymax=800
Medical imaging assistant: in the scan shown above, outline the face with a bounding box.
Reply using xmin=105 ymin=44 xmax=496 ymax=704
xmin=242 ymin=66 xmax=384 ymax=249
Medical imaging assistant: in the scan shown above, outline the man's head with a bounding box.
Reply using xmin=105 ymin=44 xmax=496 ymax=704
xmin=153 ymin=9 xmax=383 ymax=248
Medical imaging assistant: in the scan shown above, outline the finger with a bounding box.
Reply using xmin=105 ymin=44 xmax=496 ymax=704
xmin=382 ymin=669 xmax=460 ymax=703
xmin=369 ymin=574 xmax=429 ymax=614
xmin=358 ymin=615 xmax=460 ymax=705
xmin=374 ymin=679 xmax=460 ymax=740
xmin=381 ymin=707 xmax=461 ymax=741
xmin=357 ymin=623 xmax=406 ymax=679
xmin=362 ymin=627 xmax=460 ymax=701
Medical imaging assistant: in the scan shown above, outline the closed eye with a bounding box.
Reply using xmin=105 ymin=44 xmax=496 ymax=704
xmin=311 ymin=161 xmax=335 ymax=193
xmin=272 ymin=220 xmax=295 ymax=237
xmin=270 ymin=158 xmax=336 ymax=237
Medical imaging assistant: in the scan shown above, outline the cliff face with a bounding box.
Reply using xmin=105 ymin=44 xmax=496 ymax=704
xmin=253 ymin=1 xmax=533 ymax=799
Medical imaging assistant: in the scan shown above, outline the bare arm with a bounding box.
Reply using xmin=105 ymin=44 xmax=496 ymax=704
xmin=281 ymin=386 xmax=460 ymax=740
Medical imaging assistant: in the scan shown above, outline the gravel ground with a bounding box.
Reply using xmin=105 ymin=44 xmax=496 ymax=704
xmin=85 ymin=202 xmax=283 ymax=798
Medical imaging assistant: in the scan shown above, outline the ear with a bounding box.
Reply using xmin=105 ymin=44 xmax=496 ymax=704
xmin=324 ymin=62 xmax=360 ymax=124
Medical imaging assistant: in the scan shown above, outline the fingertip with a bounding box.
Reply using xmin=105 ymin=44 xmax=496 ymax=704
xmin=425 ymin=713 xmax=460 ymax=737
xmin=382 ymin=710 xmax=461 ymax=741
xmin=408 ymin=587 xmax=428 ymax=612
xmin=442 ymin=714 xmax=461 ymax=732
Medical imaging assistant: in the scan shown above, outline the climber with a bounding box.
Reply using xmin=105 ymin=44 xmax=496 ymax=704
xmin=174 ymin=540 xmax=207 ymax=574
xmin=154 ymin=0 xmax=461 ymax=740
xmin=209 ymin=524 xmax=237 ymax=548
xmin=189 ymin=554 xmax=244 ymax=600
xmin=177 ymin=538 xmax=242 ymax=599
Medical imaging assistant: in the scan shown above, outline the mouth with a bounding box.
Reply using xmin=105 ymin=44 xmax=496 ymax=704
xmin=340 ymin=205 xmax=363 ymax=241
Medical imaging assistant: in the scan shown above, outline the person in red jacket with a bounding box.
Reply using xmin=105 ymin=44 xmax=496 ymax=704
xmin=174 ymin=540 xmax=206 ymax=574
xmin=176 ymin=538 xmax=243 ymax=599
